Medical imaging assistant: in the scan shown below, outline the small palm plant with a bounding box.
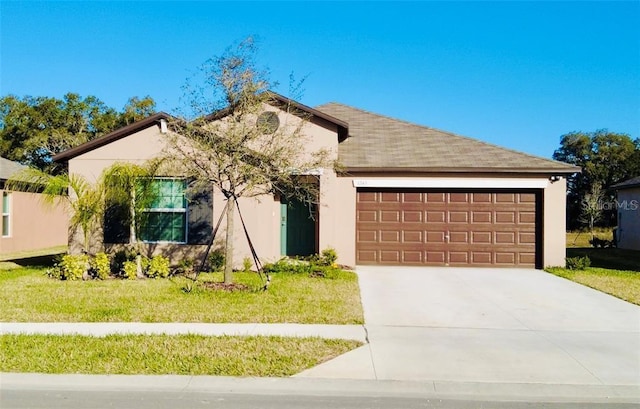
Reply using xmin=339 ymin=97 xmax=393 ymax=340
xmin=6 ymin=168 xmax=103 ymax=252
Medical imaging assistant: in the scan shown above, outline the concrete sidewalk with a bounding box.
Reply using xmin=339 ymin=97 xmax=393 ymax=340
xmin=0 ymin=322 xmax=367 ymax=342
xmin=2 ymin=373 xmax=639 ymax=403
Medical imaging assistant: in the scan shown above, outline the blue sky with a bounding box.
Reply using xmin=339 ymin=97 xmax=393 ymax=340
xmin=1 ymin=1 xmax=638 ymax=159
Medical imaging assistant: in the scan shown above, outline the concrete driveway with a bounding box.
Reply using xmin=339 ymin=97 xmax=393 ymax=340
xmin=298 ymin=266 xmax=640 ymax=387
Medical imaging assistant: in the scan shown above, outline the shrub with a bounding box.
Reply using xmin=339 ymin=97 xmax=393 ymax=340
xmin=263 ymin=258 xmax=310 ymax=275
xmin=566 ymin=256 xmax=591 ymax=270
xmin=242 ymin=257 xmax=253 ymax=273
xmin=318 ymin=248 xmax=338 ymax=267
xmin=112 ymin=248 xmax=137 ymax=278
xmin=208 ymin=249 xmax=225 ymax=272
xmin=91 ymin=252 xmax=111 ymax=280
xmin=146 ymin=255 xmax=170 ymax=278
xmin=48 ymin=254 xmax=89 ymax=280
xmin=123 ymin=260 xmax=138 ymax=280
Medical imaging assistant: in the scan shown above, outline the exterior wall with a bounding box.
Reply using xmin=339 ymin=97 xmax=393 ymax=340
xmin=0 ymin=189 xmax=68 ymax=257
xmin=542 ymin=178 xmax=567 ymax=267
xmin=617 ymin=188 xmax=640 ymax=250
xmin=317 ymin=173 xmax=567 ymax=268
xmin=66 ymin=107 xmax=342 ymax=266
xmin=65 ymin=109 xmax=570 ymax=269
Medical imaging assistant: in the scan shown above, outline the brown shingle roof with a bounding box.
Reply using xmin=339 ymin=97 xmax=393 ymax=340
xmin=612 ymin=176 xmax=640 ymax=190
xmin=0 ymin=157 xmax=27 ymax=181
xmin=316 ymin=103 xmax=580 ymax=174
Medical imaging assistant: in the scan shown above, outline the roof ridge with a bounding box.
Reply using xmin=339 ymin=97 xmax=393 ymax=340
xmin=317 ymin=102 xmax=576 ymax=168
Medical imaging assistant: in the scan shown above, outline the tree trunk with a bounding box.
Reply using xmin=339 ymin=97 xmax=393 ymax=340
xmin=224 ymin=196 xmax=235 ymax=284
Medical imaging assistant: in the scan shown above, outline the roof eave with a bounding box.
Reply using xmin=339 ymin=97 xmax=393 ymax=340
xmin=53 ymin=112 xmax=172 ymax=163
xmin=342 ymin=166 xmax=582 ymax=175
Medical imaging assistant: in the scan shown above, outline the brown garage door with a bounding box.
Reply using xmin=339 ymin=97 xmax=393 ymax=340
xmin=356 ymin=190 xmax=540 ymax=267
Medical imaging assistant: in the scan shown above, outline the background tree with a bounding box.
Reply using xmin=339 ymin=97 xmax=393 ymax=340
xmin=579 ymin=183 xmax=604 ymax=240
xmin=167 ymin=38 xmax=333 ymax=284
xmin=553 ymin=129 xmax=640 ymax=229
xmin=0 ymin=93 xmax=156 ymax=174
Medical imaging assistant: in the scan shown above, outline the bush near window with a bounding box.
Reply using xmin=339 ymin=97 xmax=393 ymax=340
xmin=48 ymin=254 xmax=89 ymax=280
xmin=90 ymin=252 xmax=111 ymax=280
xmin=123 ymin=260 xmax=138 ymax=280
xmin=146 ymin=255 xmax=170 ymax=278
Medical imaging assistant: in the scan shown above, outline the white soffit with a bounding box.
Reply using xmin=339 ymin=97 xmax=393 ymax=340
xmin=352 ymin=178 xmax=549 ymax=189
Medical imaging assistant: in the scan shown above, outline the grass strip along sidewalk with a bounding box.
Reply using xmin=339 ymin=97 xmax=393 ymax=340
xmin=0 ymin=334 xmax=362 ymax=376
xmin=0 ymin=267 xmax=363 ymax=324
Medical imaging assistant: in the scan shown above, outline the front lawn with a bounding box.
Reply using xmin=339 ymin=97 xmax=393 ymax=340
xmin=566 ymin=247 xmax=640 ymax=272
xmin=0 ymin=267 xmax=364 ymax=324
xmin=546 ymin=266 xmax=640 ymax=305
xmin=0 ymin=334 xmax=361 ymax=376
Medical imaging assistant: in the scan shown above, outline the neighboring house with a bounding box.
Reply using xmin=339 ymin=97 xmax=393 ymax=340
xmin=53 ymin=94 xmax=579 ymax=268
xmin=0 ymin=157 xmax=68 ymax=258
xmin=612 ymin=176 xmax=640 ymax=251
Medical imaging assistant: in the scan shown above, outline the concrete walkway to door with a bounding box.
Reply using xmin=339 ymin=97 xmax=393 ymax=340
xmin=297 ymin=266 xmax=640 ymax=389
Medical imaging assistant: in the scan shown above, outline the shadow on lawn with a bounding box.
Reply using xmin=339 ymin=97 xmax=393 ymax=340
xmin=567 ymin=248 xmax=640 ymax=272
xmin=8 ymin=254 xmax=61 ymax=268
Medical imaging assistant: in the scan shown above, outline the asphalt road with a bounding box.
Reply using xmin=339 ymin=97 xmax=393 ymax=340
xmin=2 ymin=390 xmax=637 ymax=409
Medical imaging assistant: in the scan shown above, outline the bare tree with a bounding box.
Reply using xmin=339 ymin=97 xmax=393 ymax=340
xmin=166 ymin=38 xmax=333 ymax=284
xmin=579 ymin=183 xmax=605 ymax=240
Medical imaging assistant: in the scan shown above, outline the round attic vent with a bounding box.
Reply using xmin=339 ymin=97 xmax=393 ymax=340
xmin=256 ymin=111 xmax=279 ymax=134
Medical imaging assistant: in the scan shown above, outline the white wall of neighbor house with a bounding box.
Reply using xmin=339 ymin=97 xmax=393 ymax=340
xmin=617 ymin=187 xmax=640 ymax=250
xmin=0 ymin=190 xmax=68 ymax=256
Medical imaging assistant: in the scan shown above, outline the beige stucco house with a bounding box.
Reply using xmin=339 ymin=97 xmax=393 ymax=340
xmin=0 ymin=157 xmax=68 ymax=258
xmin=612 ymin=176 xmax=640 ymax=251
xmin=53 ymin=94 xmax=579 ymax=269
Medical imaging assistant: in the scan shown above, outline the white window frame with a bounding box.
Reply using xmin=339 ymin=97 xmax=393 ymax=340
xmin=138 ymin=178 xmax=188 ymax=244
xmin=2 ymin=191 xmax=11 ymax=238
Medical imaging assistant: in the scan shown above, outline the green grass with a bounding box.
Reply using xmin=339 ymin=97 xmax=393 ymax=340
xmin=566 ymin=229 xmax=614 ymax=248
xmin=0 ymin=334 xmax=362 ymax=376
xmin=567 ymin=247 xmax=640 ymax=272
xmin=0 ymin=267 xmax=363 ymax=324
xmin=546 ymin=266 xmax=640 ymax=305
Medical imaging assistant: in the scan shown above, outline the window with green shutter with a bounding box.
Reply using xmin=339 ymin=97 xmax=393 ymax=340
xmin=138 ymin=179 xmax=187 ymax=243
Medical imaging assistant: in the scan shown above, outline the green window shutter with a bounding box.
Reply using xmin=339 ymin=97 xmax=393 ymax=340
xmin=187 ymin=183 xmax=213 ymax=245
xmin=103 ymin=200 xmax=131 ymax=244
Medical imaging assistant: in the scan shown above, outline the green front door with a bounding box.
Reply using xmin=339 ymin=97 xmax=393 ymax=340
xmin=280 ymin=198 xmax=316 ymax=257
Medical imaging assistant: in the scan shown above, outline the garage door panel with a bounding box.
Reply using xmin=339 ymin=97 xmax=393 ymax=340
xmin=519 ymin=212 xmax=536 ymax=224
xmin=426 ymin=193 xmax=446 ymax=202
xmin=449 ymin=211 xmax=469 ymax=223
xmin=449 ymin=231 xmax=469 ymax=243
xmin=402 ymin=231 xmax=423 ymax=243
xmin=425 ymin=211 xmax=445 ymax=223
xmin=357 ymin=210 xmax=377 ymax=222
xmin=380 ymin=231 xmax=400 ymax=242
xmin=356 ymin=190 xmax=538 ymax=267
xmin=381 ymin=211 xmax=400 ymax=222
xmin=472 ymin=211 xmax=492 ymax=223
xmin=402 ymin=211 xmax=423 ymax=222
xmin=380 ymin=250 xmax=400 ymax=262
xmin=402 ymin=251 xmax=423 ymax=263
xmin=357 ymin=230 xmax=377 ymax=242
